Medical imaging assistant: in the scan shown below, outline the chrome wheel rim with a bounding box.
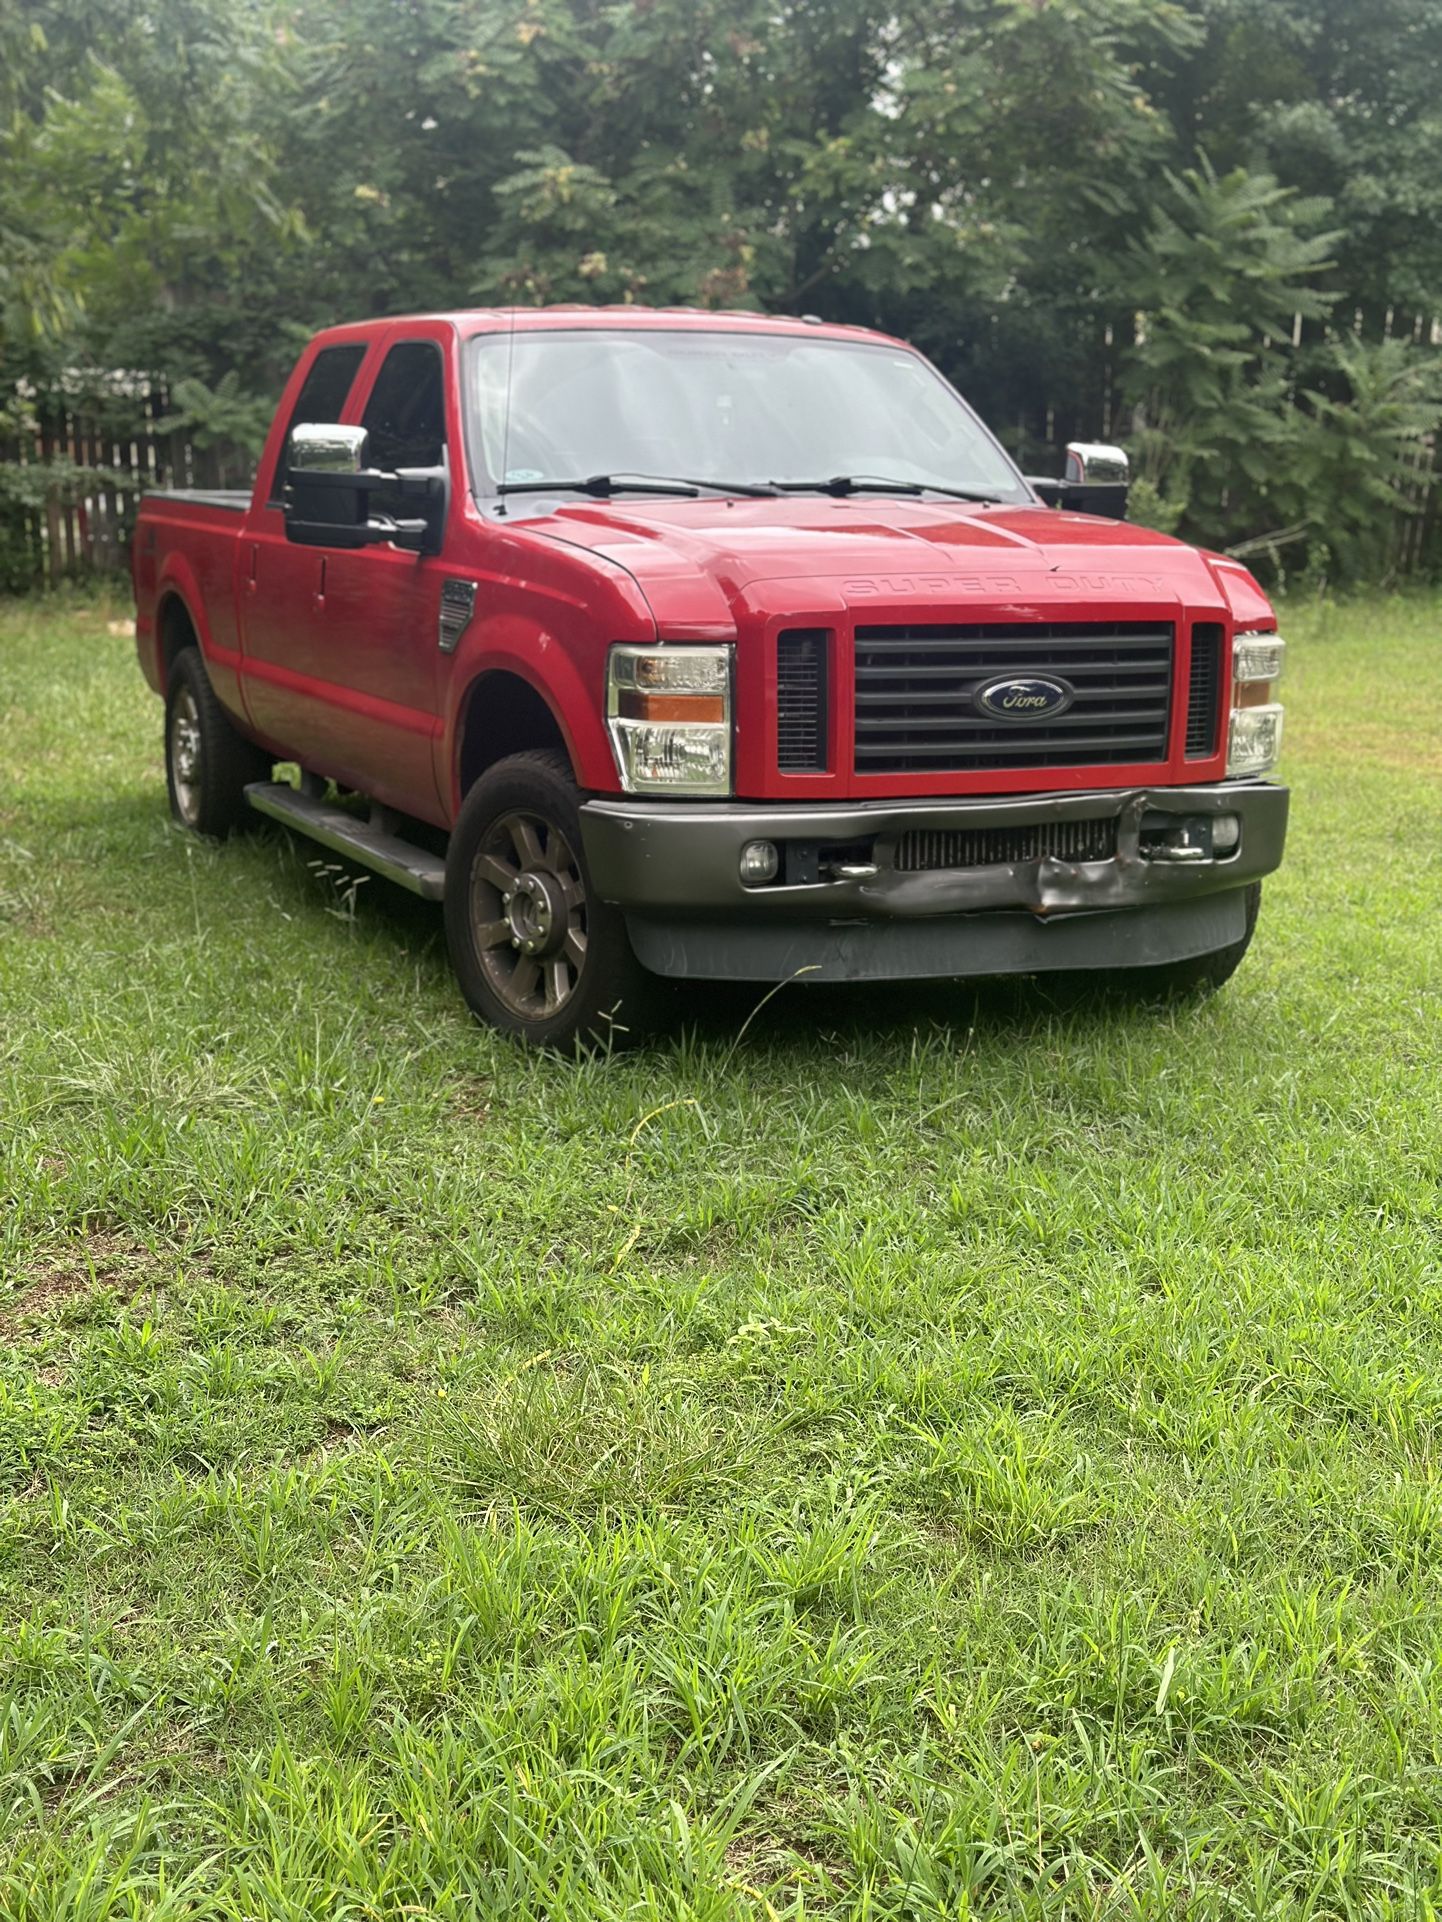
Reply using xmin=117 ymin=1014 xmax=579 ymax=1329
xmin=470 ymin=810 xmax=588 ymax=1019
xmin=170 ymin=687 xmax=203 ymax=825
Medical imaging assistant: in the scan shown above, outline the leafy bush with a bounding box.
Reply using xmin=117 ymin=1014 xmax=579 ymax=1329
xmin=1111 ymin=161 xmax=1442 ymax=580
xmin=153 ymin=372 xmax=273 ymax=459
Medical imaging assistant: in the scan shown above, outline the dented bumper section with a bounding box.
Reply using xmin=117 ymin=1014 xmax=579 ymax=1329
xmin=579 ymin=782 xmax=1287 ymax=983
xmin=579 ymin=782 xmax=1289 ymax=920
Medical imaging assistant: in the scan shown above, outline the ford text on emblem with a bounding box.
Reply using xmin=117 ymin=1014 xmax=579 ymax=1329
xmin=974 ymin=674 xmax=1074 ymax=720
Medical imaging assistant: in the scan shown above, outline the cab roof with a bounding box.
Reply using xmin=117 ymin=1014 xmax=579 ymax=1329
xmin=315 ymin=305 xmax=898 ymax=347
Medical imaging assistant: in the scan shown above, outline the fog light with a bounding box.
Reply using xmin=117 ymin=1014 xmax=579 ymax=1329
xmin=1212 ymin=813 xmax=1241 ymax=853
xmin=739 ymin=839 xmax=779 ymax=884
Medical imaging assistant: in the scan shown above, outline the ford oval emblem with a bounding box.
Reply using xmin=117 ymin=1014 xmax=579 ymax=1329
xmin=974 ymin=674 xmax=1074 ymax=721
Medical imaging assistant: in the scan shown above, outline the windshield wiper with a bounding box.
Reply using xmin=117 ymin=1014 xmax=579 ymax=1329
xmin=497 ymin=473 xmax=700 ymax=499
xmin=648 ymin=475 xmax=781 ymax=497
xmin=769 ymin=474 xmax=1005 ymax=504
xmin=496 ymin=472 xmax=782 ymax=501
xmin=495 ymin=470 xmax=1002 ymax=505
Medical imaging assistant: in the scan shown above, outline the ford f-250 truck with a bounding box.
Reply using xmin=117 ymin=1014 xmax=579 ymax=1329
xmin=132 ymin=307 xmax=1288 ymax=1047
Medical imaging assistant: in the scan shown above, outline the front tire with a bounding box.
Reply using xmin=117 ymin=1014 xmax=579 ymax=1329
xmin=444 ymin=751 xmax=655 ymax=1049
xmin=165 ymin=647 xmax=271 ymax=837
xmin=1051 ymin=883 xmax=1263 ymax=1006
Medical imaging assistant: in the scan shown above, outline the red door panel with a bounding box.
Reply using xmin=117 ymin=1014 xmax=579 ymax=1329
xmin=311 ymin=544 xmax=446 ymax=818
xmin=239 ymin=520 xmax=445 ymax=820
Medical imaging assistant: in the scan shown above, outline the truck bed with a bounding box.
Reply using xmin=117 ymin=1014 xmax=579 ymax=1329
xmin=133 ymin=489 xmax=256 ymax=701
xmin=145 ymin=488 xmax=252 ymax=513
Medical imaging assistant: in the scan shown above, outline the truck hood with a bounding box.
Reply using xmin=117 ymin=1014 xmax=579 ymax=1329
xmin=529 ymin=495 xmax=1273 ymax=631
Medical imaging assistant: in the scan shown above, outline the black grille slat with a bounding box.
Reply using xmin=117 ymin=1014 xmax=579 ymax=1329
xmin=855 ymin=678 xmax=1172 ymax=701
xmin=777 ymin=629 xmax=828 ymax=772
xmin=853 ymin=621 xmax=1175 ymax=773
xmin=855 ymin=635 xmax=1173 ymax=655
xmin=858 ymin=664 xmax=1172 ymax=684
xmin=856 ymin=704 xmax=1169 ymax=725
xmin=1185 ymin=624 xmax=1223 ymax=758
xmin=897 ymin=818 xmax=1118 ymax=871
xmin=857 ymin=735 xmax=1166 ymax=761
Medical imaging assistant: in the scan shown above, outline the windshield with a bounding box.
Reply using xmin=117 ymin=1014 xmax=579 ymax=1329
xmin=465 ymin=328 xmax=1029 ymax=503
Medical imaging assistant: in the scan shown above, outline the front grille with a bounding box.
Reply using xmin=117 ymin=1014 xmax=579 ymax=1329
xmin=853 ymin=622 xmax=1174 ymax=772
xmin=1185 ymin=624 xmax=1223 ymax=757
xmin=896 ymin=817 xmax=1118 ymax=871
xmin=776 ymin=629 xmax=828 ymax=772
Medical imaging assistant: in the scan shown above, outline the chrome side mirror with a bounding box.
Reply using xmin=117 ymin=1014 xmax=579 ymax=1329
xmin=1027 ymin=442 xmax=1131 ymax=519
xmin=1064 ymin=442 xmax=1130 ymax=485
xmin=289 ymin=422 xmax=369 ymax=474
xmin=283 ymin=422 xmax=447 ymax=554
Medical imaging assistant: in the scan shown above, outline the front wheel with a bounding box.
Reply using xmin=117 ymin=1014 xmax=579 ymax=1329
xmin=444 ymin=751 xmax=656 ymax=1049
xmin=1128 ymin=882 xmax=1262 ymax=997
xmin=1050 ymin=883 xmax=1263 ymax=1007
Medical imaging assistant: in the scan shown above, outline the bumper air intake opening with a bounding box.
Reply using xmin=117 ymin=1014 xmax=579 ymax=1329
xmin=895 ymin=817 xmax=1118 ymax=871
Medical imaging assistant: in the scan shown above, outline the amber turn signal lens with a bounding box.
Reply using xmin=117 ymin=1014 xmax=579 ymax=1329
xmin=1234 ymin=679 xmax=1275 ymax=709
xmin=617 ymin=690 xmax=727 ymax=723
xmin=607 ymin=642 xmax=734 ymax=794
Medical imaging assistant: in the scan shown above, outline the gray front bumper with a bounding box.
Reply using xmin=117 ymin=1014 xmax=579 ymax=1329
xmin=579 ymin=782 xmax=1287 ymax=983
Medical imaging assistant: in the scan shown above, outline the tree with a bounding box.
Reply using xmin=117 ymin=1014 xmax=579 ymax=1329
xmin=1112 ymin=158 xmax=1337 ymax=532
xmin=4 ymin=0 xmax=1442 ymax=587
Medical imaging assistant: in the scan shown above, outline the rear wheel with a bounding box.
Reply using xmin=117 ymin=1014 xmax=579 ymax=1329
xmin=444 ymin=750 xmax=655 ymax=1049
xmin=165 ymin=646 xmax=271 ymax=837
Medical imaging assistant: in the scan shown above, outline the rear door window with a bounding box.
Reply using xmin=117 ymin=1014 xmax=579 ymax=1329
xmin=269 ymin=342 xmax=367 ymax=500
xmin=359 ymin=341 xmax=447 ymax=521
xmin=361 ymin=342 xmax=447 ymax=468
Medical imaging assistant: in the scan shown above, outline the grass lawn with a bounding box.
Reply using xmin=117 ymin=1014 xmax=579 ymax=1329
xmin=1 ymin=588 xmax=1440 ymax=1919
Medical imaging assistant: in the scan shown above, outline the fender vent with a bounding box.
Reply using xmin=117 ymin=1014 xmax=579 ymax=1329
xmin=1185 ymin=624 xmax=1224 ymax=757
xmin=777 ymin=629 xmax=828 ymax=772
xmin=438 ymin=578 xmax=478 ymax=654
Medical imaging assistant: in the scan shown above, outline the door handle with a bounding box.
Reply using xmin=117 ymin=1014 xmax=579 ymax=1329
xmin=245 ymin=543 xmax=258 ymax=593
xmin=313 ymin=556 xmax=327 ymax=612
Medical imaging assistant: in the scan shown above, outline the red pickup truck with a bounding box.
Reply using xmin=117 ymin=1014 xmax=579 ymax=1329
xmin=132 ymin=307 xmax=1288 ymax=1047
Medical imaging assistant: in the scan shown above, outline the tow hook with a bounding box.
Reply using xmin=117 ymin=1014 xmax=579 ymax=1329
xmin=1141 ymin=815 xmax=1213 ymax=863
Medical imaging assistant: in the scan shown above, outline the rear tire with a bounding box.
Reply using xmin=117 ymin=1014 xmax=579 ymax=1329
xmin=165 ymin=647 xmax=271 ymax=838
xmin=1051 ymin=883 xmax=1262 ymax=1006
xmin=444 ymin=751 xmax=656 ymax=1050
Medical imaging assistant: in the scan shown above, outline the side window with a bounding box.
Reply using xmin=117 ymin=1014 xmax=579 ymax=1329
xmin=361 ymin=342 xmax=447 ymax=471
xmin=269 ymin=343 xmax=367 ymax=501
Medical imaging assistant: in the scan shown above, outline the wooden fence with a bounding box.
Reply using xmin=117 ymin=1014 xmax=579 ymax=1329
xmin=0 ymin=385 xmax=251 ymax=591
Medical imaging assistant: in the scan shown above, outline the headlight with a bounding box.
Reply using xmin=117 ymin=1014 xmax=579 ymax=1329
xmin=1233 ymin=635 xmax=1285 ymax=685
xmin=1227 ymin=630 xmax=1285 ymax=776
xmin=607 ymin=644 xmax=733 ymax=795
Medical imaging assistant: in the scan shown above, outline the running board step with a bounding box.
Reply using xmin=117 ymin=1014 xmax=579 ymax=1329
xmin=245 ymin=782 xmax=446 ymax=900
